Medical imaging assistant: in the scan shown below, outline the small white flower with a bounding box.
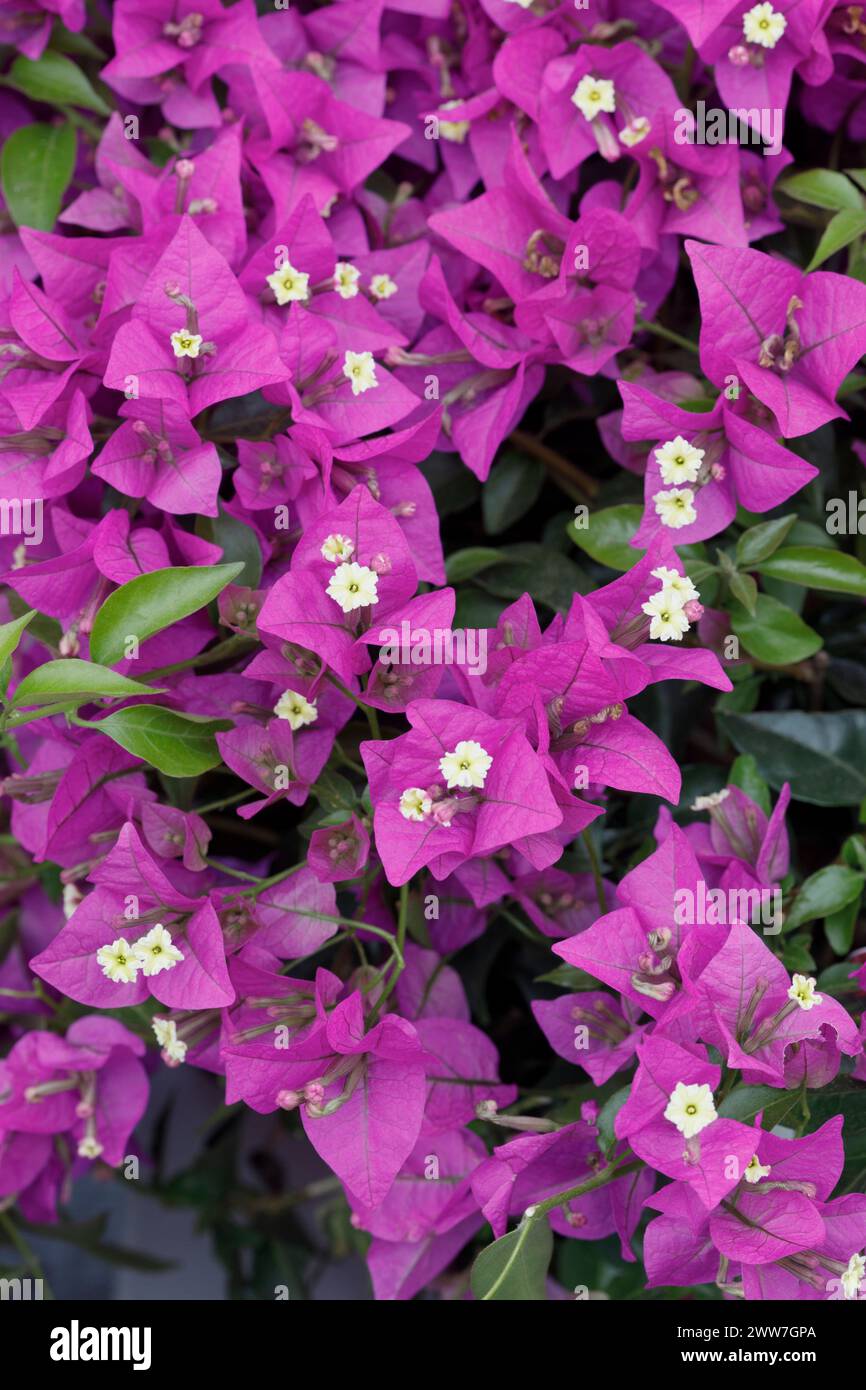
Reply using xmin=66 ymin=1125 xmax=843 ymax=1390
xmin=691 ymin=787 xmax=731 ymax=812
xmin=641 ymin=589 xmax=690 ymax=642
xmin=438 ymin=100 xmax=470 ymax=143
xmin=744 ymin=1154 xmax=772 ymax=1184
xmin=664 ymin=1081 xmax=717 ymax=1139
xmin=153 ymin=1018 xmax=188 ymax=1064
xmin=77 ymin=1135 xmax=104 ymax=1159
xmin=655 ymin=436 xmax=705 ymax=485
xmin=62 ymin=882 xmax=83 ymax=920
xmin=342 ymin=349 xmax=378 ymax=396
xmin=439 ymin=740 xmax=493 ymax=790
xmin=370 ymin=273 xmax=398 ymax=301
xmin=326 ymin=561 xmax=379 ymax=613
xmin=96 ymin=938 xmax=140 ymax=985
xmin=653 ymin=487 xmax=697 ymax=529
xmin=333 ymin=262 xmax=361 ymax=299
xmin=651 ymin=566 xmax=699 ymax=604
xmin=400 ymin=787 xmax=433 ymax=822
xmin=266 ymin=261 xmax=310 ymax=305
xmin=787 ymin=974 xmax=822 ymax=1011
xmin=619 ymin=116 xmax=651 ymax=147
xmin=743 ymin=2 xmax=787 ymax=49
xmin=571 ymin=75 xmax=616 ymax=122
xmin=501 ymin=0 xmax=534 ymax=7
xmin=320 ymin=533 xmax=354 ymax=563
xmin=841 ymin=1252 xmax=866 ymax=1300
xmin=273 ymin=689 xmax=318 ymax=730
xmin=132 ymin=924 xmax=184 ymax=978
xmin=170 ymin=329 xmax=203 ymax=358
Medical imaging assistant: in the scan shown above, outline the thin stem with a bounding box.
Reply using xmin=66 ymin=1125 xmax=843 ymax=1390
xmin=581 ymin=828 xmax=608 ymax=913
xmin=138 ymin=635 xmax=255 ymax=683
xmin=635 ymin=317 xmax=700 ymax=356
xmin=508 ymin=429 xmax=599 ymax=501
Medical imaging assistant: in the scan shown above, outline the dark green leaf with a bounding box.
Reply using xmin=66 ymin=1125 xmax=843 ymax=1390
xmin=719 ymin=710 xmax=866 ymax=806
xmin=756 ymin=546 xmax=866 ymax=597
xmin=483 ymin=452 xmax=544 ymax=534
xmin=785 ymin=865 xmax=864 ymax=931
xmin=735 ymin=514 xmax=797 ymax=568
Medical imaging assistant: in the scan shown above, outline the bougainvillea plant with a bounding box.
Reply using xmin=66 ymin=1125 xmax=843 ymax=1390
xmin=1 ymin=0 xmax=866 ymax=1304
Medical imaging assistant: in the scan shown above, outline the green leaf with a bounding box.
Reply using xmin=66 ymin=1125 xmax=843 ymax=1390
xmin=10 ymin=659 xmax=163 ymax=708
xmin=1 ymin=121 xmax=76 ymax=230
xmin=7 ymin=51 xmax=110 ymax=114
xmin=597 ymin=1086 xmax=631 ymax=1157
xmin=85 ymin=705 xmax=231 ymax=777
xmin=89 ymin=563 xmax=244 ymax=666
xmin=719 ymin=710 xmax=866 ymax=806
xmin=806 ymin=1081 xmax=866 ymax=1162
xmin=825 ymin=896 xmax=860 ymax=956
xmin=567 ymin=505 xmax=643 ymax=572
xmin=728 ymin=570 xmax=758 ymax=615
xmin=806 ymin=208 xmax=866 ymax=272
xmin=482 ymin=452 xmax=544 ymax=534
xmin=470 ymin=1217 xmax=553 ymax=1300
xmin=196 ymin=505 xmax=263 ymax=587
xmin=777 ymin=169 xmax=864 ymax=212
xmin=729 ymin=594 xmax=821 ymax=665
xmin=735 ymin=514 xmax=797 ymax=568
xmin=475 ymin=542 xmax=588 ymax=610
xmin=728 ymin=753 xmax=771 ymax=815
xmin=0 ymin=609 xmax=35 ymax=677
xmin=756 ymin=546 xmax=866 ymax=597
xmin=310 ymin=768 xmax=356 ymax=814
xmin=445 ymin=547 xmax=503 ymax=584
xmin=719 ymin=1085 xmax=788 ymax=1124
xmin=784 ymin=865 xmax=865 ymax=931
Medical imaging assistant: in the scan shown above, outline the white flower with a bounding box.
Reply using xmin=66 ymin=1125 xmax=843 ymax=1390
xmin=132 ymin=924 xmax=184 ymax=978
xmin=501 ymin=0 xmax=533 ymax=7
xmin=326 ymin=561 xmax=379 ymax=613
xmin=273 ymin=689 xmax=318 ymax=730
xmin=651 ymin=566 xmax=699 ymax=604
xmin=691 ymin=788 xmax=731 ymax=812
xmin=744 ymin=1154 xmax=772 ymax=1184
xmin=62 ymin=882 xmax=83 ymax=920
xmin=153 ymin=1018 xmax=188 ymax=1064
xmin=787 ymin=974 xmax=822 ymax=1011
xmin=743 ymin=2 xmax=787 ymax=48
xmin=571 ymin=75 xmax=616 ymax=122
xmin=333 ymin=262 xmax=361 ymax=299
xmin=96 ymin=937 xmax=139 ymax=985
xmin=400 ymin=787 xmax=433 ymax=822
xmin=170 ymin=329 xmax=203 ymax=358
xmin=641 ymin=589 xmax=690 ymax=642
xmin=664 ymin=1081 xmax=717 ymax=1139
xmin=841 ymin=1252 xmax=866 ymax=1300
xmin=370 ymin=273 xmax=398 ymax=300
xmin=266 ymin=261 xmax=310 ymax=305
xmin=653 ymin=487 xmax=697 ymax=529
xmin=320 ymin=533 xmax=354 ymax=563
xmin=438 ymin=100 xmax=470 ymax=143
xmin=655 ymin=436 xmax=705 ymax=485
xmin=77 ymin=1135 xmax=104 ymax=1159
xmin=619 ymin=116 xmax=651 ymax=147
xmin=342 ymin=349 xmax=378 ymax=396
xmin=439 ymin=740 xmax=493 ymax=790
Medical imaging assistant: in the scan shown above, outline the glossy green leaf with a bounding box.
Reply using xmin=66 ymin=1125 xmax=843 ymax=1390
xmin=735 ymin=514 xmax=797 ymax=568
xmin=89 ymin=563 xmax=244 ymax=666
xmin=7 ymin=51 xmax=110 ymax=114
xmin=729 ymin=594 xmax=821 ymax=665
xmin=86 ymin=705 xmax=232 ymax=777
xmin=11 ymin=659 xmax=163 ymax=708
xmin=756 ymin=546 xmax=866 ymax=597
xmin=784 ymin=865 xmax=864 ymax=931
xmin=567 ymin=505 xmax=643 ymax=572
xmin=719 ymin=710 xmax=866 ymax=807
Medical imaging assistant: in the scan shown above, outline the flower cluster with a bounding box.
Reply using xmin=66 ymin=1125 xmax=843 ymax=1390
xmin=0 ymin=0 xmax=864 ymax=1305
